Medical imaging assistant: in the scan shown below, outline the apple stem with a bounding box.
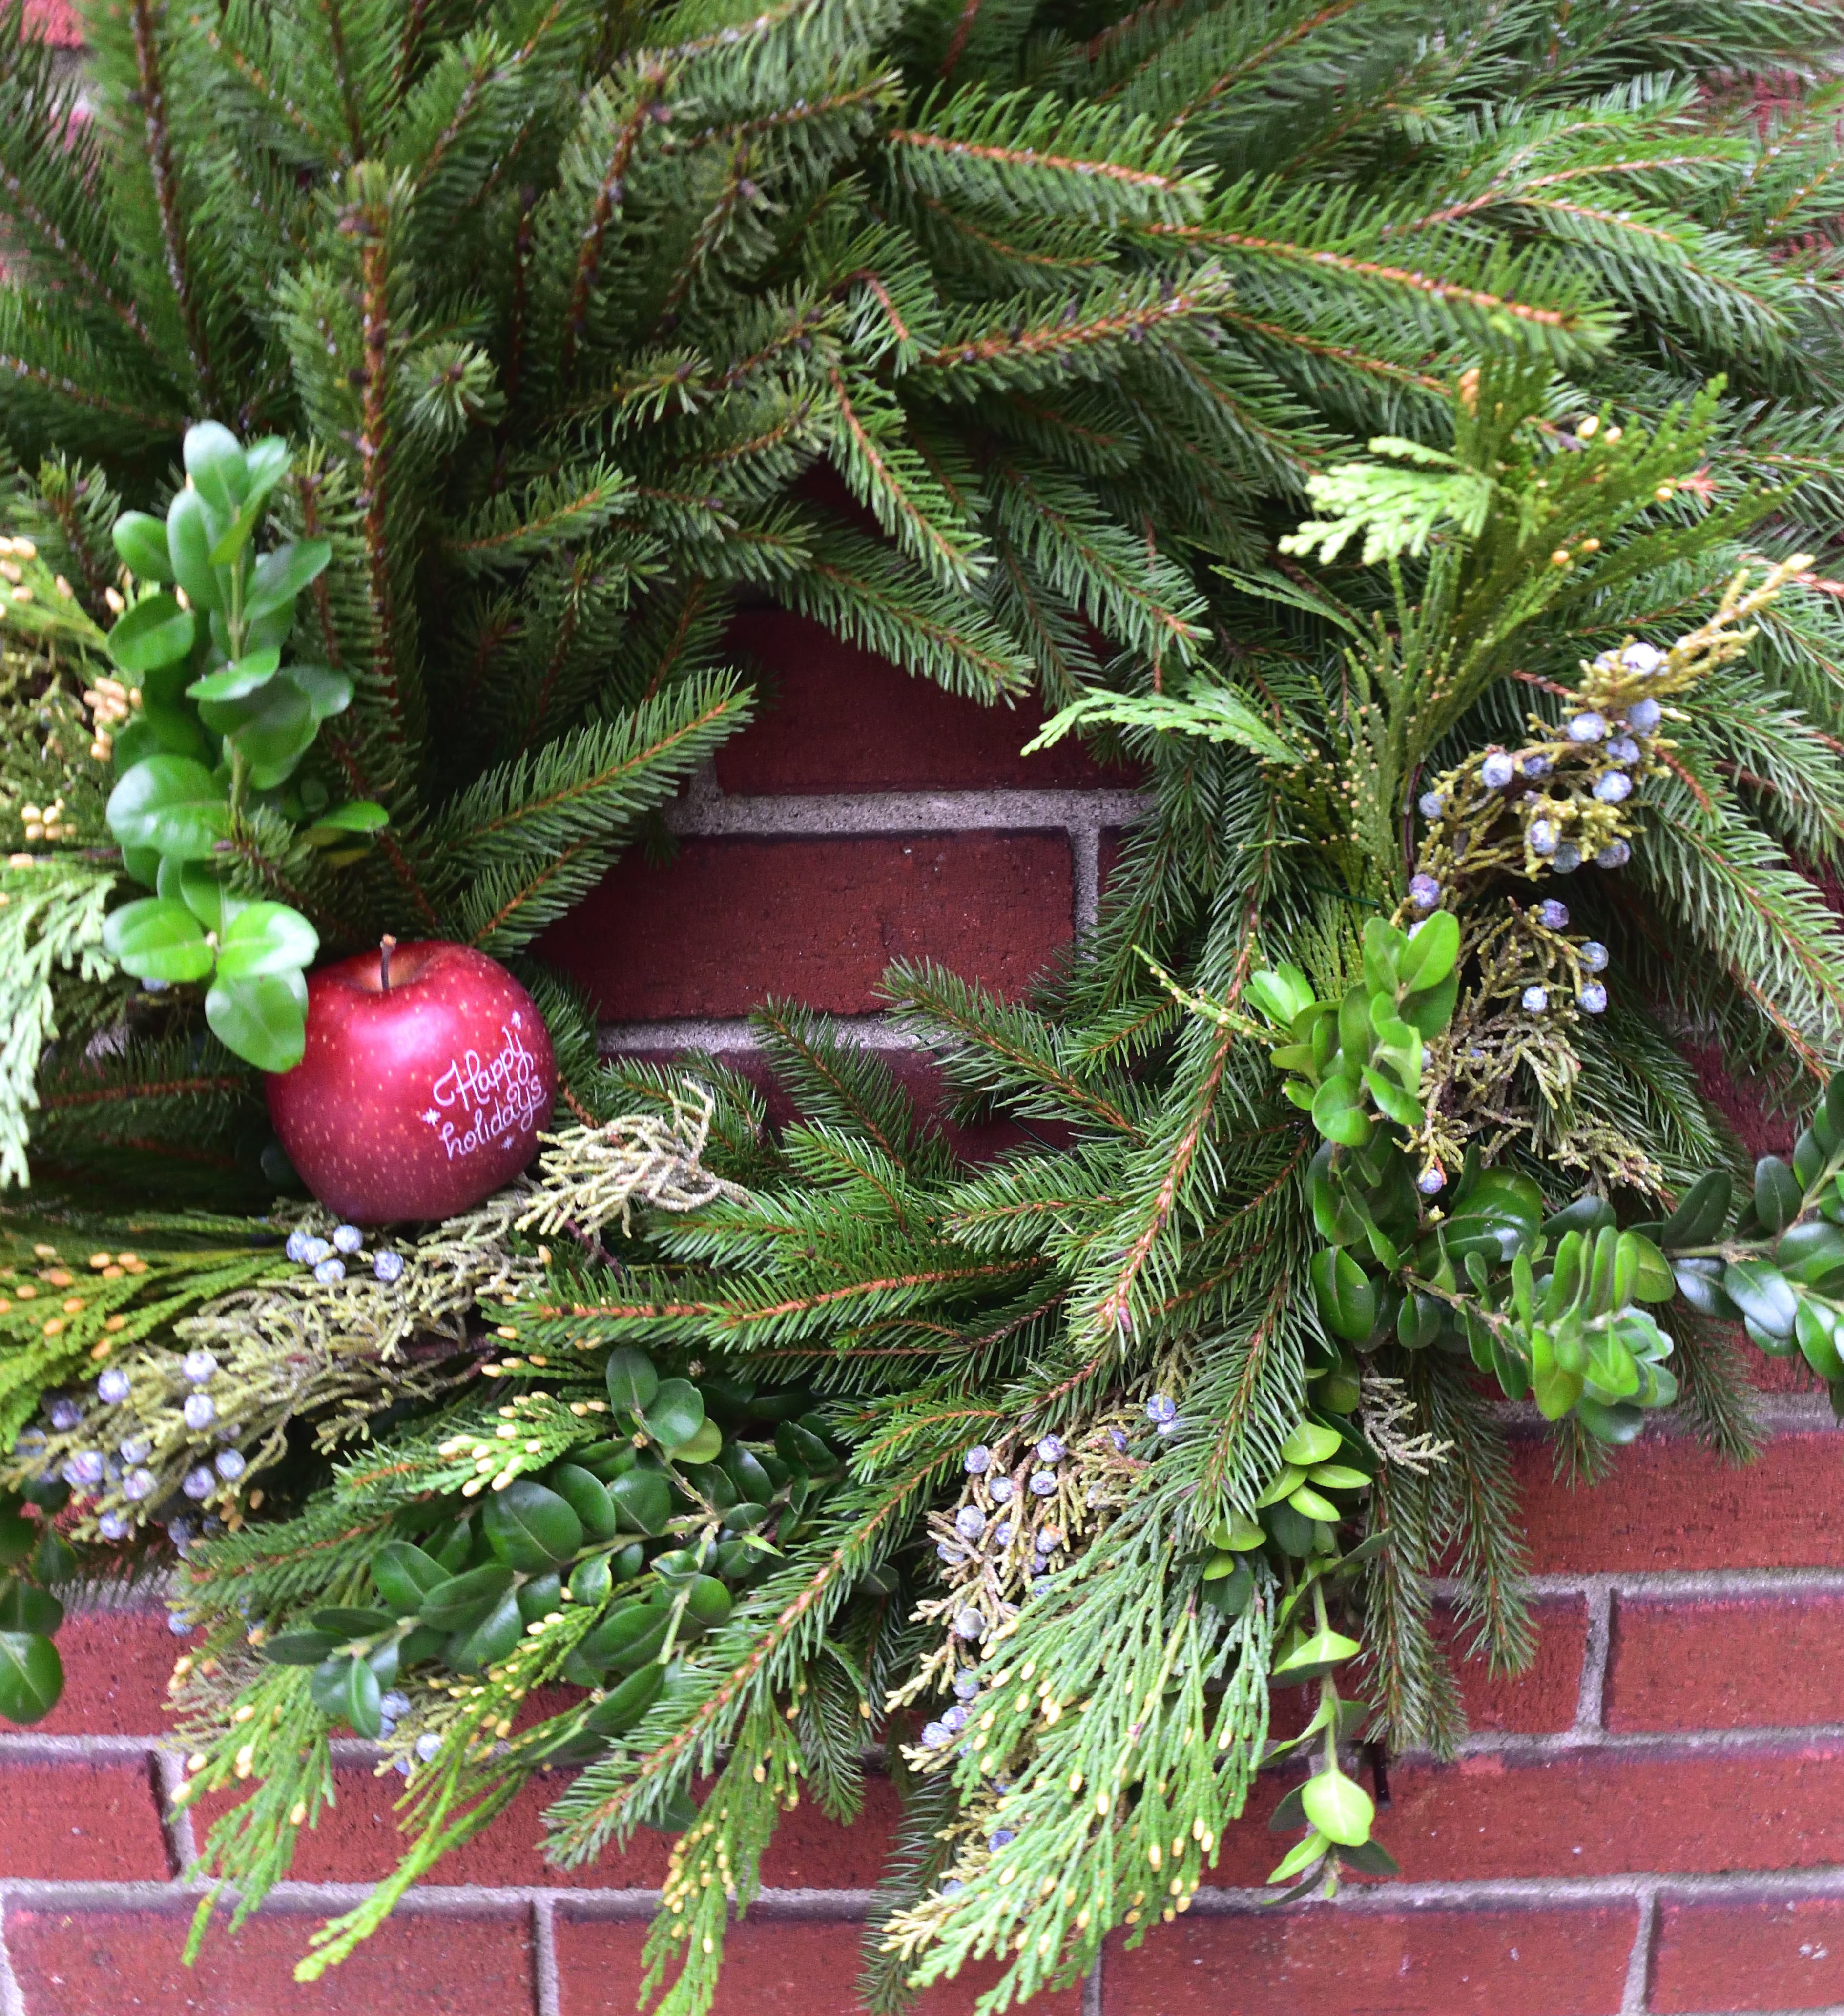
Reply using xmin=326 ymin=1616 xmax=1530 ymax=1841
xmin=379 ymin=935 xmax=397 ymax=992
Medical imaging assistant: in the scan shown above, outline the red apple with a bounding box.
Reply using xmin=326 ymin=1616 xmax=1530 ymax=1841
xmin=265 ymin=939 xmax=557 ymax=1224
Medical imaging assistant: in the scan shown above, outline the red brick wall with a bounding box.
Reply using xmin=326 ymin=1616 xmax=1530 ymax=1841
xmin=18 ymin=619 xmax=1844 ymax=2015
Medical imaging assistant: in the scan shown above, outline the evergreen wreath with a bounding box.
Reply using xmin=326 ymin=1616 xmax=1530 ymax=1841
xmin=0 ymin=2 xmax=1842 ymax=2012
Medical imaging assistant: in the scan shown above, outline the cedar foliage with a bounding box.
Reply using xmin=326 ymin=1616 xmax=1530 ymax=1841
xmin=0 ymin=3 xmax=1843 ymax=2014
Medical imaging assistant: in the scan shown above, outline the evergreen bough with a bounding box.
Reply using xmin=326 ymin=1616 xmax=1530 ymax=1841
xmin=0 ymin=1 xmax=1841 ymax=2012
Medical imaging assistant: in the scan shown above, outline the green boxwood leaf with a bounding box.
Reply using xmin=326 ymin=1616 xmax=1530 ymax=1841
xmin=309 ymin=1653 xmax=382 ymax=1736
xmin=1756 ymin=1156 xmax=1803 ymax=1236
xmin=444 ymin=1591 xmax=523 ymax=1675
xmin=482 ymin=1479 xmax=583 ymax=1571
xmin=547 ymin=1465 xmax=620 ymax=1542
xmin=112 ymin=510 xmax=173 ymax=582
xmin=107 ymin=755 xmax=228 ymax=861
xmin=206 ymin=968 xmax=308 ymax=1073
xmin=1300 ymin=1766 xmax=1374 ymax=1846
xmin=308 ymin=1607 xmax=394 ymax=1640
xmin=582 ymin=1660 xmax=664 ymax=1735
xmin=1310 ymin=1246 xmax=1376 ymax=1342
xmin=0 ymin=1632 xmax=62 ymax=1723
xmin=1398 ymin=909 xmax=1459 ymax=992
xmin=642 ymin=1378 xmax=705 ymax=1452
xmin=186 ymin=647 xmax=281 ymax=703
xmin=607 ymin=1469 xmax=672 ymax=1535
xmin=417 ymin=1562 xmax=514 ymax=1632
xmin=108 ymin=591 xmax=197 ymax=673
xmin=0 ymin=1581 xmax=61 ymax=1635
xmin=264 ymin=1629 xmax=342 ymax=1666
xmin=184 ymin=421 xmax=249 ymax=516
xmin=165 ymin=488 xmax=224 ymax=612
xmin=605 ymin=1348 xmax=659 ymax=1415
xmin=247 ymin=538 xmax=331 ymax=621
xmin=581 ymin=1598 xmax=673 ymax=1670
xmin=1724 ymin=1257 xmax=1798 ymax=1338
xmin=102 ymin=897 xmax=213 ymax=983
xmin=213 ymin=902 xmax=317 ymax=982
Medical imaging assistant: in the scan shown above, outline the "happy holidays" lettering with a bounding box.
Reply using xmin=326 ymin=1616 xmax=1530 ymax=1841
xmin=419 ymin=1014 xmax=548 ymax=1161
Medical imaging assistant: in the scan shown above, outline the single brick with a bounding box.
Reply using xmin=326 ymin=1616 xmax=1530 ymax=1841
xmin=1369 ymin=1741 xmax=1844 ymax=1882
xmin=718 ymin=610 xmax=1136 ymax=793
xmin=193 ymin=1767 xmax=664 ymax=1890
xmin=199 ymin=1767 xmax=900 ymax=1892
xmin=1103 ymin=1900 xmax=1638 ymax=2015
xmin=1650 ymin=1891 xmax=1844 ymax=2012
xmin=36 ymin=1607 xmax=177 ymax=1736
xmin=1607 ymin=1591 xmax=1844 ymax=1731
xmin=1271 ymin=1597 xmax=1587 ymax=1743
xmin=1513 ymin=1431 xmax=1844 ymax=1574
xmin=0 ymin=1760 xmax=168 ymax=1879
xmin=541 ymin=833 xmax=1074 ymax=1019
xmin=6 ymin=1901 xmax=533 ymax=2015
xmin=1211 ymin=1740 xmax=1844 ymax=1887
xmin=554 ymin=1916 xmax=1083 ymax=2016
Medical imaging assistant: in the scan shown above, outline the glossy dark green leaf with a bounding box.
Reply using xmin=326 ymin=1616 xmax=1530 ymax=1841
xmin=641 ymin=1378 xmax=705 ymax=1452
xmin=205 ymin=967 xmax=308 ymax=1073
xmin=482 ymin=1479 xmax=582 ymax=1571
xmin=264 ymin=1629 xmax=342 ymax=1666
xmin=0 ymin=1512 xmax=35 ymax=1569
xmin=1756 ymin=1156 xmax=1803 ymax=1236
xmin=581 ymin=1660 xmax=664 ymax=1736
xmin=112 ymin=510 xmax=173 ymax=582
xmin=418 ymin=1562 xmax=515 ymax=1632
xmin=517 ymin=1572 xmax=563 ymax=1624
xmin=605 ymin=1348 xmax=660 ymax=1415
xmin=1543 ymin=1195 xmax=1616 ymax=1240
xmin=28 ymin=1527 xmax=75 ymax=1584
xmin=165 ymin=487 xmax=224 ymax=611
xmin=0 ymin=1581 xmax=61 ymax=1635
xmin=108 ymin=591 xmax=197 ymax=673
xmin=373 ymin=1541 xmax=449 ymax=1614
xmin=309 ymin=1606 xmax=394 ymax=1640
xmin=309 ymin=1652 xmax=382 ymax=1735
xmin=568 ymin=1555 xmax=613 ymax=1606
xmin=444 ymin=1590 xmax=523 ymax=1674
xmin=547 ymin=1464 xmax=620 ymax=1541
xmin=0 ymin=1632 xmax=61 ymax=1723
xmin=107 ymin=755 xmax=228 ymax=861
xmin=1796 ymin=1298 xmax=1844 ymax=1382
xmin=1661 ymin=1170 xmax=1732 ymax=1249
xmin=581 ymin=1599 xmax=673 ymax=1671
xmin=101 ymin=897 xmax=214 ymax=983
xmin=607 ymin=1468 xmax=672 ymax=1536
xmin=1310 ymin=1246 xmax=1375 ymax=1342
xmin=684 ymin=1575 xmax=733 ymax=1628
xmin=1777 ymin=1219 xmax=1844 ymax=1286
xmin=1724 ymin=1257 xmax=1798 ymax=1338
xmin=246 ymin=537 xmax=331 ymax=621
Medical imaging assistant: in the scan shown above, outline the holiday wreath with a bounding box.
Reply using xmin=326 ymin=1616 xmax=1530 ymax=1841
xmin=0 ymin=0 xmax=1842 ymax=2010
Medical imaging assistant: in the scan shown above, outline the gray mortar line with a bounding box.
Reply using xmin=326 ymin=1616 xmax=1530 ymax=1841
xmin=663 ymin=785 xmax=1147 ymax=840
xmin=601 ymin=1014 xmax=921 ymax=1056
xmin=1576 ymin=1580 xmax=1614 ymax=1733
xmin=150 ymin=1748 xmax=195 ymax=1874
xmin=1082 ymin=1950 xmax=1105 ymax=2016
xmin=1430 ymin=1567 xmax=1844 ymax=1602
xmin=1621 ymin=1887 xmax=1658 ymax=2015
xmin=0 ymin=1898 xmax=24 ymax=2016
xmin=532 ymin=1894 xmax=561 ymax=2016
